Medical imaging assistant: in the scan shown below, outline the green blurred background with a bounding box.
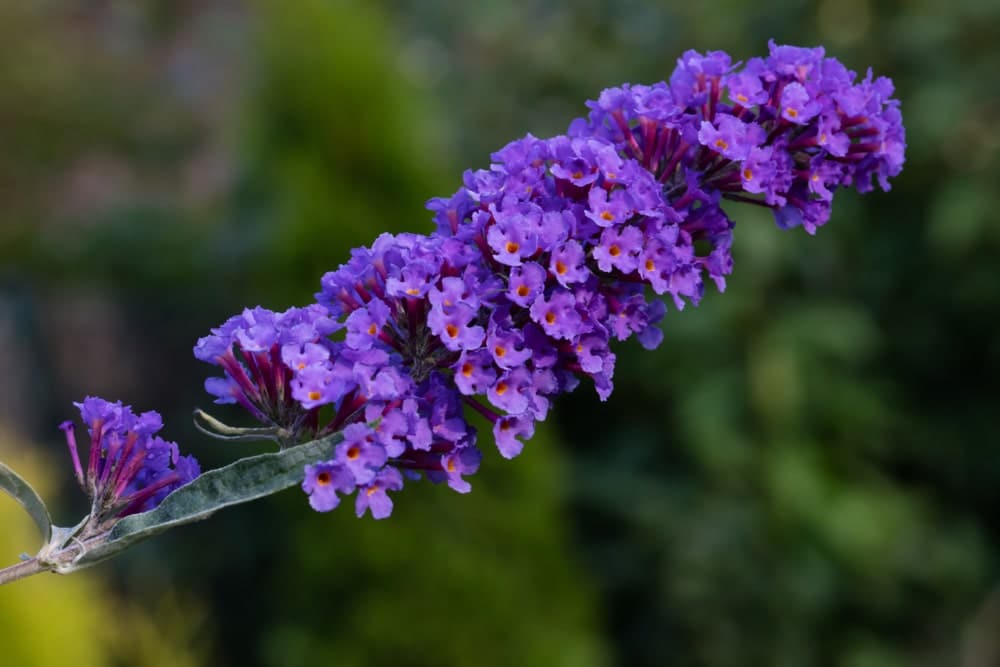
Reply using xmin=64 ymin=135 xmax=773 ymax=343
xmin=1 ymin=1 xmax=998 ymax=665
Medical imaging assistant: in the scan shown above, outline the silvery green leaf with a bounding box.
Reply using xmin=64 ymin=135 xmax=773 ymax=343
xmin=68 ymin=430 xmax=343 ymax=570
xmin=0 ymin=461 xmax=52 ymax=546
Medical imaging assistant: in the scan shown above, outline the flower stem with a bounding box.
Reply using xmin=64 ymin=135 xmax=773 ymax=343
xmin=0 ymin=556 xmax=52 ymax=586
xmin=0 ymin=527 xmax=104 ymax=586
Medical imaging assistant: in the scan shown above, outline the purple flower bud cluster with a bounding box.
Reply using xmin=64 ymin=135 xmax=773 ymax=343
xmin=60 ymin=397 xmax=200 ymax=523
xmin=196 ymin=42 xmax=905 ymax=519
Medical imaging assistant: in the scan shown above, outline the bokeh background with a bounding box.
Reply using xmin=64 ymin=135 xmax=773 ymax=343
xmin=1 ymin=1 xmax=998 ymax=665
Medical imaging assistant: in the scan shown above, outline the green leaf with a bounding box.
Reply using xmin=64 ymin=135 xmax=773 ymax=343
xmin=0 ymin=461 xmax=53 ymax=546
xmin=70 ymin=431 xmax=343 ymax=570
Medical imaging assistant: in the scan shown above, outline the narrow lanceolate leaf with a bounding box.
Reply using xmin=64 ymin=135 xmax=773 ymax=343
xmin=70 ymin=431 xmax=343 ymax=569
xmin=0 ymin=461 xmax=53 ymax=546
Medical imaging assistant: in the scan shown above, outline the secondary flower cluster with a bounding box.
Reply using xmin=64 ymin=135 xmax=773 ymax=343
xmin=194 ymin=304 xmax=339 ymax=435
xmin=195 ymin=41 xmax=904 ymax=519
xmin=61 ymin=397 xmax=200 ymax=524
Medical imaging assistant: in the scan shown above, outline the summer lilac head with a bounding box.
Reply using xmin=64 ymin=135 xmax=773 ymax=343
xmin=192 ymin=41 xmax=904 ymax=520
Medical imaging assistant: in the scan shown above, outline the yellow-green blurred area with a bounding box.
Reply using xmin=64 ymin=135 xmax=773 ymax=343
xmin=0 ymin=0 xmax=998 ymax=665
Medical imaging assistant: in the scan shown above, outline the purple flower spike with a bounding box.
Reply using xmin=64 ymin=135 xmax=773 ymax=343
xmin=194 ymin=41 xmax=903 ymax=519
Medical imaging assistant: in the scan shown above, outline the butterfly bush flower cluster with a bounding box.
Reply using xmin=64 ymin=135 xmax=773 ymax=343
xmin=60 ymin=397 xmax=200 ymax=526
xmin=195 ymin=42 xmax=904 ymax=519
